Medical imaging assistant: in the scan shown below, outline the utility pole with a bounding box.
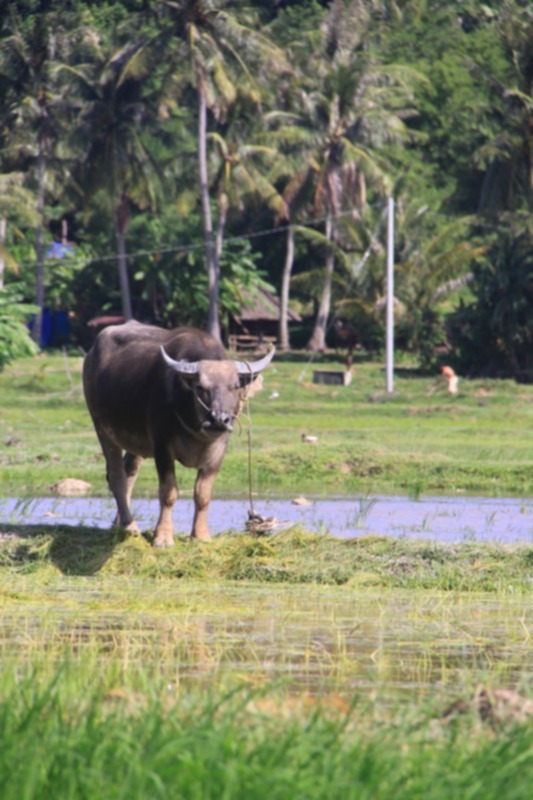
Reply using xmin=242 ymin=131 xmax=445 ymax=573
xmin=386 ymin=196 xmax=394 ymax=394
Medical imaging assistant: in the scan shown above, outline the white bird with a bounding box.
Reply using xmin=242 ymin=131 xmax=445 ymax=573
xmin=301 ymin=434 xmax=318 ymax=443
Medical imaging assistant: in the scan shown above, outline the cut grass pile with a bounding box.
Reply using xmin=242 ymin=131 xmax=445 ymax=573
xmin=0 ymin=526 xmax=531 ymax=592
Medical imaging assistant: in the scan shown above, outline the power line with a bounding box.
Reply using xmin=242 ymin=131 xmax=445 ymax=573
xmin=13 ymin=202 xmax=389 ymax=271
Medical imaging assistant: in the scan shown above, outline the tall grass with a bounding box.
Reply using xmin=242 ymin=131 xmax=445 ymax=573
xmin=1 ymin=660 xmax=532 ymax=800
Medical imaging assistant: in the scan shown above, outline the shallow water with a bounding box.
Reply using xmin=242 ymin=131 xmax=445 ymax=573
xmin=1 ymin=582 xmax=531 ymax=700
xmin=0 ymin=494 xmax=531 ymax=543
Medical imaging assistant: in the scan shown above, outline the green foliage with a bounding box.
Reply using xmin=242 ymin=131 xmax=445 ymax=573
xmin=129 ymin=215 xmax=274 ymax=328
xmin=0 ymin=283 xmax=38 ymax=369
xmin=0 ymin=0 xmax=531 ymax=363
xmin=449 ymin=217 xmax=533 ymax=378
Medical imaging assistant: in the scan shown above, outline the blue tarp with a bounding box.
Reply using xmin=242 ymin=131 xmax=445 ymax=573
xmin=30 ymin=309 xmax=70 ymax=347
xmin=46 ymin=242 xmax=75 ymax=259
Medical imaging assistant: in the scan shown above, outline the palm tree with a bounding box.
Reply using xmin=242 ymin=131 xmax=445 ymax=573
xmin=154 ymin=0 xmax=287 ymax=340
xmin=0 ymin=8 xmax=72 ymax=343
xmin=68 ymin=37 xmax=162 ymax=320
xmin=208 ymin=111 xmax=287 ymax=264
xmin=0 ymin=172 xmax=39 ymax=288
xmin=476 ymin=1 xmax=532 ymax=215
xmin=393 ymin=205 xmax=486 ymax=368
xmin=269 ymin=0 xmax=422 ymax=351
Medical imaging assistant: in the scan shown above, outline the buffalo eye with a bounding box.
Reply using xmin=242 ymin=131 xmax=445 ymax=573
xmin=196 ymin=386 xmax=210 ymax=403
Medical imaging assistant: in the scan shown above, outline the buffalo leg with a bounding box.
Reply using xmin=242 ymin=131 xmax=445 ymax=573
xmin=124 ymin=452 xmax=143 ymax=507
xmin=98 ymin=432 xmax=139 ymax=532
xmin=153 ymin=450 xmax=178 ymax=548
xmin=191 ymin=468 xmax=217 ymax=541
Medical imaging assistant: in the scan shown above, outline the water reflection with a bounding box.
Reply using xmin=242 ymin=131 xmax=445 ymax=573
xmin=1 ymin=583 xmax=530 ymax=699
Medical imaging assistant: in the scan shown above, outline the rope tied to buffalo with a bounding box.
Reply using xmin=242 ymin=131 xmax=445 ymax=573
xmin=239 ymin=367 xmax=278 ymax=534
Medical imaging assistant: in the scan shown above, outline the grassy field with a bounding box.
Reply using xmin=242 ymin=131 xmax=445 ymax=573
xmin=1 ymin=572 xmax=532 ymax=798
xmin=0 ymin=349 xmax=532 ymax=498
xmin=0 ymin=350 xmax=532 ymax=798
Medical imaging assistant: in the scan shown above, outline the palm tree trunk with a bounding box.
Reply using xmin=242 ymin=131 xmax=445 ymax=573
xmin=114 ymin=193 xmax=133 ymax=319
xmin=197 ymin=70 xmax=220 ymax=341
xmin=307 ymin=212 xmax=335 ymax=352
xmin=215 ymin=193 xmax=228 ymax=263
xmin=279 ymin=225 xmax=295 ymax=350
xmin=115 ymin=210 xmax=133 ymax=321
xmin=0 ymin=218 xmax=6 ymax=289
xmin=32 ymin=142 xmax=46 ymax=346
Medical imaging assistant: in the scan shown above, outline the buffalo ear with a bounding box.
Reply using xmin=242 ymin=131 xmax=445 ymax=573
xmin=240 ymin=374 xmax=264 ymax=399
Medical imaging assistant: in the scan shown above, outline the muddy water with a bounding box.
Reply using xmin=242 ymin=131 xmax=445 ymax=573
xmin=1 ymin=494 xmax=531 ymax=542
xmin=1 ymin=582 xmax=531 ymax=699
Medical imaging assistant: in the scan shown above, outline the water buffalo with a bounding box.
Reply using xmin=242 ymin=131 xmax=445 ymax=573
xmin=83 ymin=320 xmax=275 ymax=546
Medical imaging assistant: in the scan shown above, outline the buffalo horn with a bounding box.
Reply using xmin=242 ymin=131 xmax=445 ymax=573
xmin=160 ymin=347 xmax=200 ymax=374
xmin=161 ymin=344 xmax=275 ymax=376
xmin=235 ymin=345 xmax=276 ymax=376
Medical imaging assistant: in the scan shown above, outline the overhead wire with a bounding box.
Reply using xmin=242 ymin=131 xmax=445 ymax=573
xmin=13 ymin=201 xmax=390 ymax=271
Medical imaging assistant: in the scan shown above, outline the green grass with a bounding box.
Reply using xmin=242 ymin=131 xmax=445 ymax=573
xmin=1 ymin=573 xmax=532 ymax=798
xmin=0 ymin=660 xmax=532 ymax=800
xmin=0 ymin=526 xmax=531 ymax=592
xmin=1 ymin=351 xmax=532 ymax=798
xmin=0 ymin=351 xmax=531 ymax=497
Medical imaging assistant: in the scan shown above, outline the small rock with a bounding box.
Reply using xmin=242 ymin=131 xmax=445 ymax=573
xmin=292 ymin=496 xmax=311 ymax=506
xmin=51 ymin=478 xmax=92 ymax=497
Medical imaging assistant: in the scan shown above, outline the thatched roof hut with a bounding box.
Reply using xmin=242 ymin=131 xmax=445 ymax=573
xmin=228 ymin=287 xmax=301 ymax=351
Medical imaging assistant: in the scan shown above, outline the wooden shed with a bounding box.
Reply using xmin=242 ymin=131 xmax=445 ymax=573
xmin=228 ymin=287 xmax=301 ymax=352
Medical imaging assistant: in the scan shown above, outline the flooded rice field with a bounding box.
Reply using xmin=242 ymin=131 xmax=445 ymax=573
xmin=0 ymin=494 xmax=531 ymax=543
xmin=1 ymin=581 xmax=531 ymax=700
xmin=1 ymin=495 xmax=531 ymax=702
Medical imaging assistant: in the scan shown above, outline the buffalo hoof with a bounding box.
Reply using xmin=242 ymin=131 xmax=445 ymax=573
xmin=190 ymin=532 xmax=212 ymax=542
xmin=153 ymin=535 xmax=174 ymax=548
xmin=112 ymin=519 xmax=140 ymax=534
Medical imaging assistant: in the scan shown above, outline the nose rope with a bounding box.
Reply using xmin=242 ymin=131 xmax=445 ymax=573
xmin=196 ymin=392 xmax=238 ymax=422
xmin=242 ymin=362 xmax=256 ymax=520
xmin=195 ymin=366 xmax=268 ymax=530
xmin=240 ymin=365 xmax=280 ymax=535
xmin=195 ymin=394 xmax=210 ymax=414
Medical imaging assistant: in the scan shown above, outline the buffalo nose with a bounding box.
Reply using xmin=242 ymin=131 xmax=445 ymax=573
xmin=210 ymin=411 xmax=233 ymax=431
xmin=219 ymin=413 xmax=233 ymax=431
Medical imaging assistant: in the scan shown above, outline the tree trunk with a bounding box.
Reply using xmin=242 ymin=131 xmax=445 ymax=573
xmin=197 ymin=71 xmax=220 ymax=341
xmin=306 ymin=212 xmax=334 ymax=352
xmin=115 ymin=201 xmax=133 ymax=320
xmin=279 ymin=224 xmax=295 ymax=350
xmin=0 ymin=218 xmax=6 ymax=289
xmin=32 ymin=142 xmax=46 ymax=346
xmin=215 ymin=192 xmax=228 ymax=263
